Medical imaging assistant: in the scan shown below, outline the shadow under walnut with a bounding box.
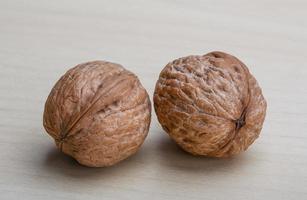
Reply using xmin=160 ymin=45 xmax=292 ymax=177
xmin=42 ymin=146 xmax=145 ymax=179
xmin=155 ymin=133 xmax=252 ymax=173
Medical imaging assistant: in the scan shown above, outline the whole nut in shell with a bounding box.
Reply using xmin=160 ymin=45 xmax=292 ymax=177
xmin=43 ymin=61 xmax=151 ymax=167
xmin=154 ymin=51 xmax=267 ymax=157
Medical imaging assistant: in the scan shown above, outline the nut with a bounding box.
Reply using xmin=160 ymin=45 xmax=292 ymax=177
xmin=43 ymin=61 xmax=151 ymax=167
xmin=154 ymin=51 xmax=267 ymax=157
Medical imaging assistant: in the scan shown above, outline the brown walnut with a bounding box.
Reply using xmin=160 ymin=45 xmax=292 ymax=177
xmin=154 ymin=51 xmax=267 ymax=157
xmin=43 ymin=61 xmax=151 ymax=167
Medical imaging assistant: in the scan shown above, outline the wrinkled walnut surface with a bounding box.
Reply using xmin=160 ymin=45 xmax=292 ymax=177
xmin=43 ymin=61 xmax=151 ymax=167
xmin=154 ymin=51 xmax=267 ymax=157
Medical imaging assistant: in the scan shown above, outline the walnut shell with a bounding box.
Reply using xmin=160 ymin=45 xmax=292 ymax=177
xmin=43 ymin=61 xmax=151 ymax=167
xmin=154 ymin=51 xmax=267 ymax=157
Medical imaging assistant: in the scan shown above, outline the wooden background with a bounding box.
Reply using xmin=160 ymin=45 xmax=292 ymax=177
xmin=0 ymin=0 xmax=306 ymax=199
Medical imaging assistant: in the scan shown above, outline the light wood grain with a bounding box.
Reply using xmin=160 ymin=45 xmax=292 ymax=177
xmin=0 ymin=0 xmax=307 ymax=199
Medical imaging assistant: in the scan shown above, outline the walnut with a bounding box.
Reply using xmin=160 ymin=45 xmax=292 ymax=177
xmin=154 ymin=51 xmax=267 ymax=157
xmin=43 ymin=61 xmax=151 ymax=167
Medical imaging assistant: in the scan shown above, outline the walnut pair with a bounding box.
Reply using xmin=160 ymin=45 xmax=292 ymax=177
xmin=43 ymin=51 xmax=267 ymax=167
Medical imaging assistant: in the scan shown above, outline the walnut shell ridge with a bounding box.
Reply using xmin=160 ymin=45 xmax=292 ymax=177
xmin=43 ymin=61 xmax=151 ymax=167
xmin=154 ymin=51 xmax=267 ymax=157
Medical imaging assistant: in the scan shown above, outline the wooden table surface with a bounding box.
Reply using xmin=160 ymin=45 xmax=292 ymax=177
xmin=1 ymin=0 xmax=307 ymax=199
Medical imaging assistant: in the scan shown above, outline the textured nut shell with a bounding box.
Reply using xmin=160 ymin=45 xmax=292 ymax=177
xmin=43 ymin=61 xmax=151 ymax=167
xmin=154 ymin=51 xmax=267 ymax=157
